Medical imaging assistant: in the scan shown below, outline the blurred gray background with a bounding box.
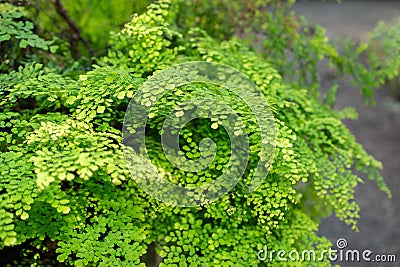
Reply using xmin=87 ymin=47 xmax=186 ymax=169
xmin=292 ymin=1 xmax=400 ymax=266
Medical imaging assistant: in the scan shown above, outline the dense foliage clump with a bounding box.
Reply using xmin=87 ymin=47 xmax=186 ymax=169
xmin=0 ymin=1 xmax=395 ymax=266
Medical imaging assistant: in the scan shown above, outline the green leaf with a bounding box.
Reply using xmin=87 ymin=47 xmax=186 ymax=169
xmin=66 ymin=96 xmax=77 ymax=105
xmin=19 ymin=39 xmax=28 ymax=48
xmin=4 ymin=237 xmax=17 ymax=246
xmin=20 ymin=212 xmax=29 ymax=220
xmin=175 ymin=110 xmax=184 ymax=117
xmin=97 ymin=106 xmax=106 ymax=113
xmin=49 ymin=45 xmax=58 ymax=53
xmin=0 ymin=34 xmax=11 ymax=42
xmin=57 ymin=206 xmax=71 ymax=214
xmin=117 ymin=91 xmax=125 ymax=99
xmin=57 ymin=254 xmax=69 ymax=262
xmin=106 ymin=76 xmax=114 ymax=83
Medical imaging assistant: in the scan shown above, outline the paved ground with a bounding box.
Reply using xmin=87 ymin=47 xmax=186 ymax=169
xmin=292 ymin=1 xmax=400 ymax=266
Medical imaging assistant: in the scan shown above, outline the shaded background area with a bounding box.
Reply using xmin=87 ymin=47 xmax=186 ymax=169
xmin=293 ymin=1 xmax=400 ymax=266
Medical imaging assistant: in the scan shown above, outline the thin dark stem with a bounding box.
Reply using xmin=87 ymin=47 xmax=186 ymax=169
xmin=52 ymin=0 xmax=93 ymax=57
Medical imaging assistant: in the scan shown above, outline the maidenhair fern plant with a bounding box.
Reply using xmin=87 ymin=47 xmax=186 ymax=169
xmin=0 ymin=1 xmax=391 ymax=266
xmin=0 ymin=7 xmax=58 ymax=73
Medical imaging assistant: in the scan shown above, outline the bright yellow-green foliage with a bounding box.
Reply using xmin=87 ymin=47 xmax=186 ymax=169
xmin=0 ymin=1 xmax=392 ymax=266
xmin=101 ymin=1 xmax=183 ymax=74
